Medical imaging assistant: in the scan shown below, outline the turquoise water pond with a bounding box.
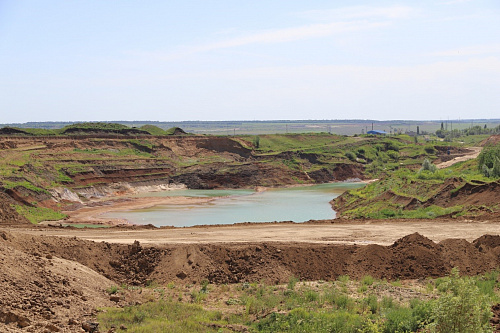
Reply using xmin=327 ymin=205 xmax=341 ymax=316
xmin=104 ymin=182 xmax=365 ymax=227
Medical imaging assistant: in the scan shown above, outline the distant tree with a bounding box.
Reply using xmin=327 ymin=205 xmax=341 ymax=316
xmin=417 ymin=126 xmax=420 ymax=135
xmin=436 ymin=129 xmax=446 ymax=138
xmin=478 ymin=144 xmax=500 ymax=178
xmin=484 ymin=124 xmax=487 ymax=129
xmin=253 ymin=136 xmax=260 ymax=149
xmin=441 ymin=122 xmax=444 ymax=130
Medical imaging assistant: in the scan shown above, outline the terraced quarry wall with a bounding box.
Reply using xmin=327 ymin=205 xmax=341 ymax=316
xmin=0 ymin=135 xmax=368 ymax=219
xmin=1 ymin=133 xmax=491 ymax=223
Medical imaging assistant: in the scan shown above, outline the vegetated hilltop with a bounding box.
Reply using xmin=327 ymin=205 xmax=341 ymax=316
xmin=0 ymin=122 xmax=187 ymax=137
xmin=333 ymin=138 xmax=500 ymax=219
xmin=0 ymin=123 xmax=466 ymax=223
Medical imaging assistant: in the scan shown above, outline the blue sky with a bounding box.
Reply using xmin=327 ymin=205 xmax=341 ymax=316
xmin=1 ymin=0 xmax=499 ymax=123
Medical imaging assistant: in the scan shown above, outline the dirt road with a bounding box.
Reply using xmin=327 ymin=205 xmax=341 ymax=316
xmin=10 ymin=217 xmax=500 ymax=246
xmin=436 ymin=146 xmax=482 ymax=169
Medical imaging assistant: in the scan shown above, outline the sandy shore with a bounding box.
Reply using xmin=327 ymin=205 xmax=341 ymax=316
xmin=56 ymin=196 xmax=216 ymax=225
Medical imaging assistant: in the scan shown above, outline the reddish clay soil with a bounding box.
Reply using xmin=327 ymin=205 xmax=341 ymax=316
xmin=481 ymin=134 xmax=500 ymax=146
xmin=0 ymin=193 xmax=29 ymax=225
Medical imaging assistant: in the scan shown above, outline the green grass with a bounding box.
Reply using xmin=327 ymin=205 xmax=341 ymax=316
xmin=13 ymin=205 xmax=66 ymax=224
xmin=62 ymin=122 xmax=129 ymax=131
xmin=73 ymin=147 xmax=153 ymax=158
xmin=98 ymin=300 xmax=226 ymax=333
xmin=97 ymin=270 xmax=498 ymax=333
xmin=334 ymin=151 xmax=499 ymax=219
xmin=2 ymin=180 xmax=49 ymax=194
xmin=140 ymin=125 xmax=166 ymax=135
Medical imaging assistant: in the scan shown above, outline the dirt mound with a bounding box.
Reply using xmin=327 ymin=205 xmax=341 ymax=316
xmin=0 ymin=230 xmax=115 ymax=332
xmin=438 ymin=238 xmax=497 ymax=275
xmin=152 ymin=233 xmax=500 ymax=283
xmin=480 ymin=135 xmax=500 ymax=146
xmin=3 ymin=229 xmax=500 ymax=331
xmin=474 ymin=235 xmax=500 ymax=251
xmin=388 ymin=233 xmax=449 ymax=279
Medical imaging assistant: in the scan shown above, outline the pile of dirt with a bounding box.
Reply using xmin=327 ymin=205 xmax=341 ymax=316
xmin=425 ymin=179 xmax=500 ymax=209
xmin=3 ymin=229 xmax=500 ymax=331
xmin=0 ymin=230 xmax=115 ymax=332
xmin=480 ymin=134 xmax=500 ymax=146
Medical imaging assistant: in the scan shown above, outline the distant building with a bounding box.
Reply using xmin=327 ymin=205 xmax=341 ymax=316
xmin=367 ymin=130 xmax=387 ymax=135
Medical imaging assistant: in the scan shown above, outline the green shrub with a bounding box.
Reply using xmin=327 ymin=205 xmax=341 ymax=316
xmin=420 ymin=158 xmax=437 ymax=173
xmin=477 ymin=144 xmax=500 ymax=178
xmin=345 ymin=151 xmax=356 ymax=161
xmin=332 ymin=294 xmax=352 ymax=310
xmin=253 ymin=136 xmax=260 ymax=148
xmin=424 ymin=145 xmax=436 ymax=154
xmin=386 ymin=141 xmax=400 ymax=152
xmin=287 ymin=276 xmax=299 ymax=290
xmin=107 ymin=286 xmax=119 ymax=294
xmin=380 ymin=208 xmax=396 ymax=218
xmin=383 ymin=299 xmax=432 ymax=333
xmin=363 ymin=295 xmax=379 ymax=314
xmin=428 ymin=268 xmax=493 ymax=333
xmin=361 ymin=275 xmax=375 ymax=286
xmin=387 ymin=150 xmax=400 ymax=161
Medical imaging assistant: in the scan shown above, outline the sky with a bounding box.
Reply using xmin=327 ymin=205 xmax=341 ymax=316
xmin=0 ymin=0 xmax=499 ymax=123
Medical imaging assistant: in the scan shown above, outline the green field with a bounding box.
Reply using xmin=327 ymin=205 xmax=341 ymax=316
xmin=2 ymin=119 xmax=500 ymax=135
xmin=97 ymin=269 xmax=496 ymax=333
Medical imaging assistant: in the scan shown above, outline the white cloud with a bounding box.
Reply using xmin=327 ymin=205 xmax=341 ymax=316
xmin=155 ymin=20 xmax=389 ymax=61
xmin=151 ymin=5 xmax=417 ymax=61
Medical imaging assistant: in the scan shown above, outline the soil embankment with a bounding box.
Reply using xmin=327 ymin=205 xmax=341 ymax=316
xmin=0 ymin=192 xmax=29 ymax=225
xmin=2 ymin=228 xmax=500 ymax=331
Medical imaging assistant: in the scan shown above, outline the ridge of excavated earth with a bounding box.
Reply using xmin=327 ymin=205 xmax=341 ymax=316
xmin=2 ymin=227 xmax=500 ymax=332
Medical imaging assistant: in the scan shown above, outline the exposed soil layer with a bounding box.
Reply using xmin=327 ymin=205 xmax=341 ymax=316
xmin=333 ymin=176 xmax=499 ymax=216
xmin=0 ymin=136 xmax=365 ymax=212
xmin=2 ymin=228 xmax=500 ymax=331
xmin=0 ymin=192 xmax=29 ymax=224
xmin=481 ymin=134 xmax=500 ymax=146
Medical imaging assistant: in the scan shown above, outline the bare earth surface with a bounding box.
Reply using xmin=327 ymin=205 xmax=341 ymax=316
xmin=436 ymin=146 xmax=481 ymax=168
xmin=58 ymin=196 xmax=215 ymax=225
xmin=15 ymin=217 xmax=500 ymax=246
xmin=2 ymin=217 xmax=500 ymax=332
